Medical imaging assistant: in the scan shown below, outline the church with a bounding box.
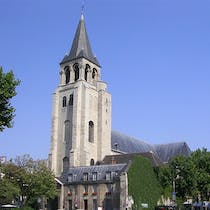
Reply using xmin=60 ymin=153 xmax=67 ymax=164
xmin=48 ymin=13 xmax=191 ymax=210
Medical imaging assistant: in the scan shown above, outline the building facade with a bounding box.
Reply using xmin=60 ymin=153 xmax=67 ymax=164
xmin=48 ymin=13 xmax=191 ymax=210
xmin=61 ymin=164 xmax=128 ymax=210
xmin=49 ymin=14 xmax=111 ymax=177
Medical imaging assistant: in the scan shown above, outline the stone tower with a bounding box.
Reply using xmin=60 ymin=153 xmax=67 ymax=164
xmin=49 ymin=14 xmax=111 ymax=177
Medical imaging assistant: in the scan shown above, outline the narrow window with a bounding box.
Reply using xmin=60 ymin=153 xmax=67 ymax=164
xmin=93 ymin=184 xmax=97 ymax=193
xmin=88 ymin=121 xmax=94 ymax=142
xmin=83 ymin=173 xmax=88 ymax=181
xmin=85 ymin=64 xmax=90 ymax=81
xmin=69 ymin=200 xmax=72 ymax=210
xmin=84 ymin=185 xmax=88 ymax=193
xmin=74 ymin=63 xmax=79 ymax=81
xmin=69 ymin=94 xmax=73 ymax=106
xmin=92 ymin=68 xmax=97 ymax=79
xmin=106 ymin=183 xmax=112 ymax=193
xmin=64 ymin=66 xmax=70 ymax=84
xmin=92 ymin=172 xmax=97 ymax=181
xmin=93 ymin=199 xmax=97 ymax=210
xmin=73 ymin=174 xmax=77 ymax=181
xmin=63 ymin=156 xmax=69 ymax=172
xmin=84 ymin=200 xmax=88 ymax=210
xmin=63 ymin=96 xmax=67 ymax=107
xmin=68 ymin=174 xmax=73 ymax=182
xmin=90 ymin=158 xmax=94 ymax=166
xmin=105 ymin=172 xmax=111 ymax=181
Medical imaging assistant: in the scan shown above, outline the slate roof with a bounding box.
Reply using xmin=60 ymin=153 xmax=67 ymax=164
xmin=61 ymin=164 xmax=127 ymax=184
xmin=111 ymin=130 xmax=191 ymax=163
xmin=111 ymin=130 xmax=154 ymax=154
xmin=154 ymin=142 xmax=191 ymax=163
xmin=60 ymin=14 xmax=100 ymax=66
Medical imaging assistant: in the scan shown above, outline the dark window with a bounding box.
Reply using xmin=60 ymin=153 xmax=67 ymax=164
xmin=93 ymin=199 xmax=97 ymax=210
xmin=84 ymin=200 xmax=88 ymax=210
xmin=92 ymin=68 xmax=97 ymax=79
xmin=63 ymin=156 xmax=69 ymax=172
xmin=64 ymin=66 xmax=70 ymax=84
xmin=69 ymin=94 xmax=73 ymax=106
xmin=63 ymin=96 xmax=67 ymax=107
xmin=88 ymin=121 xmax=94 ymax=142
xmin=68 ymin=200 xmax=72 ymax=210
xmin=90 ymin=158 xmax=94 ymax=166
xmin=85 ymin=64 xmax=90 ymax=81
xmin=74 ymin=63 xmax=79 ymax=81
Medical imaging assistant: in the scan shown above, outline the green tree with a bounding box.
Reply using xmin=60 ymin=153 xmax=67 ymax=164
xmin=191 ymin=148 xmax=210 ymax=201
xmin=169 ymin=156 xmax=197 ymax=200
xmin=156 ymin=148 xmax=210 ymax=204
xmin=14 ymin=155 xmax=57 ymax=208
xmin=0 ymin=156 xmax=56 ymax=208
xmin=26 ymin=162 xmax=57 ymax=208
xmin=0 ymin=177 xmax=20 ymax=205
xmin=0 ymin=163 xmax=24 ymax=205
xmin=0 ymin=66 xmax=20 ymax=131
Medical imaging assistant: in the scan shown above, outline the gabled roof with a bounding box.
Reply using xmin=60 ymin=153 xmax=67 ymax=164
xmin=61 ymin=14 xmax=100 ymax=66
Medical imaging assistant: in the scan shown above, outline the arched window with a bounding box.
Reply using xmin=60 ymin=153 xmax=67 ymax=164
xmin=64 ymin=66 xmax=70 ymax=84
xmin=63 ymin=156 xmax=69 ymax=172
xmin=74 ymin=63 xmax=79 ymax=81
xmin=92 ymin=68 xmax=97 ymax=79
xmin=85 ymin=64 xmax=90 ymax=81
xmin=64 ymin=120 xmax=72 ymax=149
xmin=63 ymin=96 xmax=67 ymax=107
xmin=90 ymin=158 xmax=94 ymax=166
xmin=69 ymin=94 xmax=73 ymax=106
xmin=88 ymin=121 xmax=94 ymax=143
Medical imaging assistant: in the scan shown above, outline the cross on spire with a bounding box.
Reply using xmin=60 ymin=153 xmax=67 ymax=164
xmin=81 ymin=0 xmax=85 ymax=16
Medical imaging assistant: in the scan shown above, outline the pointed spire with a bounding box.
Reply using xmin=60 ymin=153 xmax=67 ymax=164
xmin=61 ymin=14 xmax=100 ymax=66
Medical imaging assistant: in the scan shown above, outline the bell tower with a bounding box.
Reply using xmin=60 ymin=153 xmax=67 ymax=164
xmin=49 ymin=14 xmax=111 ymax=176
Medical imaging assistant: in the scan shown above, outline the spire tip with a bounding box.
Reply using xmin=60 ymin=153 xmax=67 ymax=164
xmin=81 ymin=0 xmax=85 ymax=19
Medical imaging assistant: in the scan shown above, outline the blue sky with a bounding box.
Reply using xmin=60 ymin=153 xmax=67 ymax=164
xmin=0 ymin=0 xmax=210 ymax=160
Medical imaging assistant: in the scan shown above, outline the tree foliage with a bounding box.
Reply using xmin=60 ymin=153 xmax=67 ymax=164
xmin=156 ymin=148 xmax=210 ymax=203
xmin=191 ymin=148 xmax=210 ymax=201
xmin=170 ymin=155 xmax=197 ymax=200
xmin=0 ymin=174 xmax=20 ymax=205
xmin=154 ymin=164 xmax=172 ymax=198
xmin=0 ymin=66 xmax=20 ymax=131
xmin=0 ymin=155 xmax=56 ymax=208
xmin=26 ymin=162 xmax=57 ymax=208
